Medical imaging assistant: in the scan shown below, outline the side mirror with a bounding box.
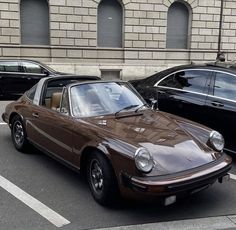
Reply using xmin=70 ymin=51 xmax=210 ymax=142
xmin=150 ymin=98 xmax=158 ymax=110
xmin=60 ymin=107 xmax=69 ymax=115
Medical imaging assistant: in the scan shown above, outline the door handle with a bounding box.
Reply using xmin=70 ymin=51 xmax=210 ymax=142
xmin=32 ymin=113 xmax=39 ymax=118
xmin=211 ymin=101 xmax=224 ymax=107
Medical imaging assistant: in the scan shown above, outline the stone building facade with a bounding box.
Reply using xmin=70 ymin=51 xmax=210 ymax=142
xmin=0 ymin=0 xmax=236 ymax=80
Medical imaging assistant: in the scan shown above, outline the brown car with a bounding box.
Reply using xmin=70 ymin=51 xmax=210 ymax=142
xmin=2 ymin=76 xmax=232 ymax=206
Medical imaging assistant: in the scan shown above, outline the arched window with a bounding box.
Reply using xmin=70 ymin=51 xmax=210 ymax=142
xmin=166 ymin=1 xmax=190 ymax=49
xmin=20 ymin=0 xmax=50 ymax=45
xmin=97 ymin=0 xmax=123 ymax=48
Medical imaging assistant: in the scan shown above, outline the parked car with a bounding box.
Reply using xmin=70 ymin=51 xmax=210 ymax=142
xmin=130 ymin=62 xmax=236 ymax=154
xmin=0 ymin=59 xmax=68 ymax=99
xmin=2 ymin=76 xmax=232 ymax=206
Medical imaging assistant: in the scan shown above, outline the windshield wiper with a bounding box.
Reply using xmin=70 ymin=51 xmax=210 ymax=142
xmin=135 ymin=103 xmax=149 ymax=113
xmin=115 ymin=104 xmax=139 ymax=117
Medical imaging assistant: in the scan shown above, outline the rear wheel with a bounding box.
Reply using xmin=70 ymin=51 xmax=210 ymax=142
xmin=87 ymin=152 xmax=120 ymax=206
xmin=11 ymin=115 xmax=29 ymax=152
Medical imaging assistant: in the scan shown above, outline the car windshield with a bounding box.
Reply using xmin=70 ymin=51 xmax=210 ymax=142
xmin=70 ymin=82 xmax=145 ymax=117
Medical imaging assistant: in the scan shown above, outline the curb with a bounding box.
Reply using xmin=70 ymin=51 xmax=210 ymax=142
xmin=94 ymin=215 xmax=236 ymax=230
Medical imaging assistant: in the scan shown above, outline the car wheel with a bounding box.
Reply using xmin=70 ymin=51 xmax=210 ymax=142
xmin=11 ymin=115 xmax=29 ymax=152
xmin=87 ymin=152 xmax=120 ymax=206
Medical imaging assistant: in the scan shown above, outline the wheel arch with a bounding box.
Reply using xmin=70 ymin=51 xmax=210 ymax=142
xmin=9 ymin=112 xmax=24 ymax=127
xmin=80 ymin=146 xmax=113 ymax=178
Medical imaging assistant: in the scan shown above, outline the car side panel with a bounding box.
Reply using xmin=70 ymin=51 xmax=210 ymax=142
xmin=205 ymin=96 xmax=236 ymax=152
xmin=26 ymin=105 xmax=74 ymax=162
xmin=156 ymin=87 xmax=209 ymax=125
xmin=205 ymin=72 xmax=236 ymax=152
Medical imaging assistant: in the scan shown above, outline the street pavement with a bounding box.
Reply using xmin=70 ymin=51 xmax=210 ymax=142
xmin=0 ymin=100 xmax=10 ymax=122
xmin=0 ymin=100 xmax=236 ymax=230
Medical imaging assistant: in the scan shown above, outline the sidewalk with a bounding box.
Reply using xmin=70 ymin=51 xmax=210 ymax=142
xmin=95 ymin=215 xmax=236 ymax=230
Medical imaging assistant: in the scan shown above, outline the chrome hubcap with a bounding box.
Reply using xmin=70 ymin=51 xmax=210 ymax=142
xmin=90 ymin=159 xmax=104 ymax=194
xmin=13 ymin=121 xmax=24 ymax=146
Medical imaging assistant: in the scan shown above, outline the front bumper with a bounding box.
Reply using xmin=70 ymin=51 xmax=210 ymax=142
xmin=122 ymin=157 xmax=232 ymax=197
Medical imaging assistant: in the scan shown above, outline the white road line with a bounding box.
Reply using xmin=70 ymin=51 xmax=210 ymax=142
xmin=0 ymin=175 xmax=70 ymax=227
xmin=0 ymin=122 xmax=7 ymax=125
xmin=229 ymin=173 xmax=236 ymax=181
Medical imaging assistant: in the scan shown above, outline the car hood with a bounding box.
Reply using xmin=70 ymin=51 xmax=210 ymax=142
xmin=81 ymin=110 xmax=221 ymax=175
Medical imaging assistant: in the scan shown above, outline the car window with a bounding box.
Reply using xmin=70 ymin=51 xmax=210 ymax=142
xmin=0 ymin=63 xmax=4 ymax=71
xmin=159 ymin=70 xmax=211 ymax=94
xmin=214 ymin=72 xmax=236 ymax=101
xmin=26 ymin=84 xmax=37 ymax=101
xmin=0 ymin=61 xmax=20 ymax=72
xmin=71 ymin=82 xmax=144 ymax=117
xmin=60 ymin=88 xmax=69 ymax=115
xmin=22 ymin=62 xmax=43 ymax=74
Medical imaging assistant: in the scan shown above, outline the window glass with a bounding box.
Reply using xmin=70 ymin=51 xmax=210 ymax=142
xmin=71 ymin=82 xmax=144 ymax=117
xmin=101 ymin=70 xmax=120 ymax=80
xmin=159 ymin=70 xmax=211 ymax=93
xmin=26 ymin=84 xmax=37 ymax=100
xmin=60 ymin=89 xmax=69 ymax=115
xmin=98 ymin=0 xmax=123 ymax=47
xmin=166 ymin=2 xmax=190 ymax=49
xmin=0 ymin=63 xmax=5 ymax=71
xmin=214 ymin=72 xmax=236 ymax=101
xmin=22 ymin=62 xmax=43 ymax=74
xmin=2 ymin=62 xmax=20 ymax=72
xmin=21 ymin=0 xmax=49 ymax=45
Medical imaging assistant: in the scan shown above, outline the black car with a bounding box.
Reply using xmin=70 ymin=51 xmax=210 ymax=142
xmin=130 ymin=62 xmax=236 ymax=154
xmin=0 ymin=59 xmax=66 ymax=99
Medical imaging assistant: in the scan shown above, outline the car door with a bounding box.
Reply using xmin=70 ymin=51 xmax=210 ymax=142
xmin=26 ymin=88 xmax=74 ymax=163
xmin=1 ymin=61 xmax=28 ymax=97
xmin=205 ymin=71 xmax=236 ymax=153
xmin=155 ymin=69 xmax=212 ymax=124
xmin=20 ymin=61 xmax=47 ymax=91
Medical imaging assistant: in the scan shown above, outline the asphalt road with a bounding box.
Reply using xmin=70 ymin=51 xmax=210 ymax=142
xmin=0 ymin=101 xmax=236 ymax=230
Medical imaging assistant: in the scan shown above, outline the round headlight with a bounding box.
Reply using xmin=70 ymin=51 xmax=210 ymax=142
xmin=209 ymin=131 xmax=224 ymax=152
xmin=134 ymin=147 xmax=154 ymax=173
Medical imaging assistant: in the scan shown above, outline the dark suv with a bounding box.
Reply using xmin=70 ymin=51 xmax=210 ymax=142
xmin=0 ymin=59 xmax=65 ymax=99
xmin=130 ymin=62 xmax=236 ymax=154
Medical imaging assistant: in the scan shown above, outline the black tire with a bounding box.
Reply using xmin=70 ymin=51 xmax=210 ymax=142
xmin=87 ymin=152 xmax=120 ymax=206
xmin=11 ymin=115 xmax=29 ymax=152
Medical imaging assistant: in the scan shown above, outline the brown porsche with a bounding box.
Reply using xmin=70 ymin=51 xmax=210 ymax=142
xmin=2 ymin=75 xmax=232 ymax=206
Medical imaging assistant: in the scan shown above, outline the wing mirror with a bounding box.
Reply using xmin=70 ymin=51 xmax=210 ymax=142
xmin=150 ymin=98 xmax=158 ymax=110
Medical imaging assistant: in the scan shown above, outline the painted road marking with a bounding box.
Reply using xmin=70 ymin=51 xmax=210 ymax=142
xmin=0 ymin=175 xmax=70 ymax=227
xmin=229 ymin=173 xmax=236 ymax=181
xmin=0 ymin=122 xmax=7 ymax=125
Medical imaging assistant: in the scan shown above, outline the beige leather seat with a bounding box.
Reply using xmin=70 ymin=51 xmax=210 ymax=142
xmin=51 ymin=92 xmax=62 ymax=110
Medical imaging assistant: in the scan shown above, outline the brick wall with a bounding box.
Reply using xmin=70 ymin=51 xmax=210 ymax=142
xmin=0 ymin=0 xmax=236 ymax=79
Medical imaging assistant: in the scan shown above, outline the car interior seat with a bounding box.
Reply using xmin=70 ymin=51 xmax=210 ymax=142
xmin=51 ymin=92 xmax=62 ymax=110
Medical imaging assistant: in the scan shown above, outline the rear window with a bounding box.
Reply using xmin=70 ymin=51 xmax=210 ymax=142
xmin=22 ymin=62 xmax=43 ymax=74
xmin=0 ymin=62 xmax=21 ymax=72
xmin=26 ymin=84 xmax=37 ymax=101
